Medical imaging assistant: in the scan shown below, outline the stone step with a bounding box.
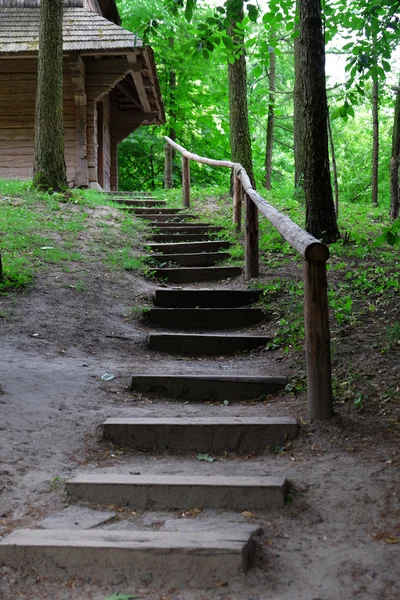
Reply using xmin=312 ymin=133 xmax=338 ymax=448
xmin=154 ymin=288 xmax=262 ymax=308
xmin=66 ymin=474 xmax=288 ymax=510
xmin=132 ymin=207 xmax=183 ymax=215
xmin=139 ymin=214 xmax=198 ymax=222
xmin=149 ymin=225 xmax=222 ymax=234
xmin=103 ymin=416 xmax=297 ymax=452
xmin=116 ymin=199 xmax=167 ymax=207
xmin=148 ymin=252 xmax=231 ymax=267
xmin=130 ymin=374 xmax=287 ymax=402
xmin=0 ymin=528 xmax=256 ymax=586
xmin=146 ymin=307 xmax=264 ymax=330
xmin=147 ymin=240 xmax=231 ymax=254
xmin=148 ymin=333 xmax=270 ymax=355
xmin=153 ymin=266 xmax=242 ymax=283
xmin=151 ymin=234 xmax=216 ymax=243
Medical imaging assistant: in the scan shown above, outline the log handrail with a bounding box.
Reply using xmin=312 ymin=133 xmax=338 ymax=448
xmin=164 ymin=135 xmax=333 ymax=420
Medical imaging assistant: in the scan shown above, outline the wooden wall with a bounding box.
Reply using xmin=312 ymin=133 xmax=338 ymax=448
xmin=0 ymin=58 xmax=76 ymax=184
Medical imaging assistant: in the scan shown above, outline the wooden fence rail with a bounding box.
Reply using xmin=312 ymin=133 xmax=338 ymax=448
xmin=164 ymin=136 xmax=333 ymax=420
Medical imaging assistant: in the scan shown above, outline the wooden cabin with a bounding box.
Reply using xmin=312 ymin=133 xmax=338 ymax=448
xmin=0 ymin=0 xmax=165 ymax=190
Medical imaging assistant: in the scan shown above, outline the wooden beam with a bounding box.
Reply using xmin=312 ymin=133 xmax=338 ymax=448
xmin=69 ymin=54 xmax=88 ymax=187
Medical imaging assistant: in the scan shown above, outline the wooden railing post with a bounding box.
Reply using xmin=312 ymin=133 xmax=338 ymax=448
xmin=233 ymin=171 xmax=242 ymax=232
xmin=303 ymin=259 xmax=333 ymax=420
xmin=182 ymin=155 xmax=190 ymax=208
xmin=245 ymin=193 xmax=259 ymax=279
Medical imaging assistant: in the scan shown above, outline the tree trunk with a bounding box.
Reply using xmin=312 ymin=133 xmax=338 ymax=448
xmin=228 ymin=3 xmax=255 ymax=188
xmin=265 ymin=40 xmax=276 ymax=190
xmin=33 ymin=0 xmax=67 ymax=192
xmin=293 ymin=0 xmax=305 ymax=193
xmin=296 ymin=0 xmax=340 ymax=243
xmin=327 ymin=109 xmax=339 ymax=217
xmin=371 ymin=78 xmax=379 ymax=206
xmin=390 ymin=85 xmax=400 ymax=220
xmin=371 ymin=35 xmax=379 ymax=206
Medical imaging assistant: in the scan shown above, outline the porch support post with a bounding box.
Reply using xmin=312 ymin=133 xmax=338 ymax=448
xmin=69 ymin=54 xmax=88 ymax=187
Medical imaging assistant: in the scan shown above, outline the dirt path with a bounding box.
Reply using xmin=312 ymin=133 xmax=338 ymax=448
xmin=0 ymin=208 xmax=399 ymax=599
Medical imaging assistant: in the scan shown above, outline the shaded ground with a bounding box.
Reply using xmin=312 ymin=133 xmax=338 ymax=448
xmin=0 ymin=198 xmax=399 ymax=600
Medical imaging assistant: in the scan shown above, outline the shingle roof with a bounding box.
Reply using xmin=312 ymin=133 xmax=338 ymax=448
xmin=0 ymin=7 xmax=142 ymax=53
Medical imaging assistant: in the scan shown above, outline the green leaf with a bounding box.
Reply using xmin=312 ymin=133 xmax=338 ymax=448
xmin=184 ymin=0 xmax=196 ymax=22
xmin=252 ymin=64 xmax=263 ymax=78
xmin=222 ymin=36 xmax=235 ymax=50
xmin=196 ymin=453 xmax=216 ymax=463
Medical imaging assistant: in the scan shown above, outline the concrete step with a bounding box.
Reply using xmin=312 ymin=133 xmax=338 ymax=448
xmin=148 ymin=252 xmax=231 ymax=267
xmin=149 ymin=225 xmax=222 ymax=234
xmin=153 ymin=266 xmax=242 ymax=283
xmin=0 ymin=528 xmax=256 ymax=586
xmin=151 ymin=234 xmax=216 ymax=243
xmin=147 ymin=240 xmax=231 ymax=254
xmin=116 ymin=200 xmax=167 ymax=207
xmin=66 ymin=474 xmax=288 ymax=510
xmin=139 ymin=214 xmax=198 ymax=222
xmin=132 ymin=207 xmax=182 ymax=215
xmin=103 ymin=416 xmax=297 ymax=452
xmin=154 ymin=288 xmax=262 ymax=308
xmin=146 ymin=307 xmax=264 ymax=329
xmin=148 ymin=333 xmax=270 ymax=354
xmin=130 ymin=373 xmax=287 ymax=401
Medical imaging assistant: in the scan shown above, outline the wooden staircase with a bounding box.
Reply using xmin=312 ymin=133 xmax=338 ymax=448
xmin=0 ymin=193 xmax=298 ymax=590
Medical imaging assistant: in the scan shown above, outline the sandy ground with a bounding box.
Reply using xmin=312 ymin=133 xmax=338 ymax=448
xmin=0 ymin=222 xmax=399 ymax=599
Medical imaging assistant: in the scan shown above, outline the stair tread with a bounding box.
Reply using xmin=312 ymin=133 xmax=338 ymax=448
xmin=104 ymin=416 xmax=296 ymax=425
xmin=0 ymin=528 xmax=251 ymax=548
xmin=67 ymin=474 xmax=287 ymax=487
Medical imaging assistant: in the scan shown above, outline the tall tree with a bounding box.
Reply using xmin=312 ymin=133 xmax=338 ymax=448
xmin=371 ymin=26 xmax=379 ymax=206
xmin=33 ymin=0 xmax=67 ymax=192
xmin=390 ymin=84 xmax=400 ymax=220
xmin=293 ymin=0 xmax=305 ymax=192
xmin=226 ymin=1 xmax=255 ymax=187
xmin=264 ymin=39 xmax=276 ymax=190
xmin=296 ymin=0 xmax=340 ymax=243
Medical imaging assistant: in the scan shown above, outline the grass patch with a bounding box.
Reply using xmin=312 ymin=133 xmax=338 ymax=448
xmin=0 ymin=180 xmax=148 ymax=291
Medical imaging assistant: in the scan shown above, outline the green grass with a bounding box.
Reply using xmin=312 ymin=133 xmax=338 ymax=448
xmin=0 ymin=180 xmax=147 ymax=291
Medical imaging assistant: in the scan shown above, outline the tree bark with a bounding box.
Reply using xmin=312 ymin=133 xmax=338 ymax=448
xmin=327 ymin=109 xmax=339 ymax=217
xmin=228 ymin=3 xmax=255 ymax=188
xmin=293 ymin=0 xmax=305 ymax=194
xmin=296 ymin=0 xmax=340 ymax=243
xmin=265 ymin=40 xmax=276 ymax=190
xmin=390 ymin=85 xmax=400 ymax=220
xmin=371 ymin=34 xmax=379 ymax=206
xmin=33 ymin=0 xmax=67 ymax=192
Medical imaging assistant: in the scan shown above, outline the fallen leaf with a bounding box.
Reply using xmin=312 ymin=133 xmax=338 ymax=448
xmin=385 ymin=535 xmax=398 ymax=544
xmin=215 ymin=581 xmax=228 ymax=587
xmin=241 ymin=511 xmax=256 ymax=519
xmin=101 ymin=373 xmax=116 ymax=381
xmin=196 ymin=453 xmax=215 ymax=463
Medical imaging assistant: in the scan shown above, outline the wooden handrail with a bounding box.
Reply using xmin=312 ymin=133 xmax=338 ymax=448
xmin=164 ymin=136 xmax=334 ymax=420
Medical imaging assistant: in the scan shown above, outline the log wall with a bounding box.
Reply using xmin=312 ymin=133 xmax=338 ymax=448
xmin=0 ymin=58 xmax=76 ymax=184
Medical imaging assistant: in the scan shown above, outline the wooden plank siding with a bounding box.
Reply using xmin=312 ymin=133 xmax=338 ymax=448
xmin=0 ymin=57 xmax=76 ymax=184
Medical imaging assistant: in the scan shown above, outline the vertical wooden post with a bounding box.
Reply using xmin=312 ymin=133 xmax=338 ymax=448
xmin=233 ymin=172 xmax=242 ymax=232
xmin=182 ymin=155 xmax=190 ymax=208
xmin=245 ymin=193 xmax=259 ymax=279
xmin=303 ymin=259 xmax=334 ymax=420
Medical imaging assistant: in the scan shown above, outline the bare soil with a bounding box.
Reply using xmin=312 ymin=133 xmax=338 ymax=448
xmin=0 ymin=201 xmax=399 ymax=600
